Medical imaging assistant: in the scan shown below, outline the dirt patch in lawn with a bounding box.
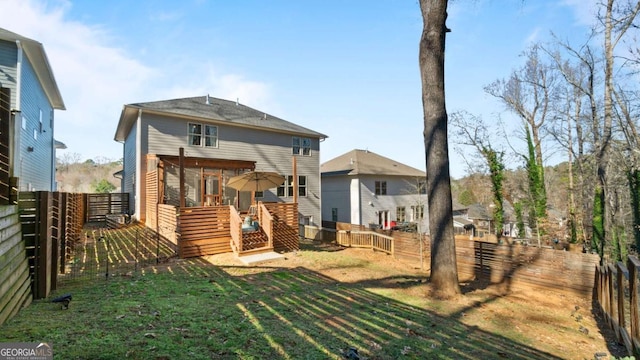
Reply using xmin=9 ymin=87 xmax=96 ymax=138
xmin=201 ymin=239 xmax=627 ymax=359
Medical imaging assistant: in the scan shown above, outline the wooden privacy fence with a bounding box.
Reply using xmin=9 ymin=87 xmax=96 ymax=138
xmin=18 ymin=191 xmax=85 ymax=300
xmin=0 ymin=205 xmax=30 ymax=326
xmin=86 ymin=193 xmax=130 ymax=222
xmin=337 ymin=231 xmax=599 ymax=297
xmin=595 ymin=256 xmax=640 ymax=357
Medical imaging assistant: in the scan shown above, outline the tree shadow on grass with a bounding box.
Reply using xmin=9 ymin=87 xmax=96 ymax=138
xmin=158 ymin=258 xmax=562 ymax=359
xmin=5 ymin=255 xmax=568 ymax=359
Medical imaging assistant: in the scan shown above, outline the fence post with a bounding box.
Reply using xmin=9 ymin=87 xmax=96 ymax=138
xmin=616 ymin=262 xmax=627 ymax=344
xmin=479 ymin=242 xmax=484 ymax=278
xmin=628 ymin=256 xmax=640 ymax=348
xmin=135 ymin=228 xmax=139 ymax=273
xmin=34 ymin=191 xmax=53 ymax=299
xmin=156 ymin=230 xmax=160 ymax=264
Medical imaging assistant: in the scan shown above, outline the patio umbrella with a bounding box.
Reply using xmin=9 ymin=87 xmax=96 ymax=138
xmin=226 ymin=171 xmax=285 ymax=192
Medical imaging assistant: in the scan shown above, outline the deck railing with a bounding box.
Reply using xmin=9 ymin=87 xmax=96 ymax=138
xmin=229 ymin=205 xmax=242 ymax=255
xmin=258 ymin=202 xmax=274 ymax=250
xmin=337 ymin=230 xmax=394 ymax=254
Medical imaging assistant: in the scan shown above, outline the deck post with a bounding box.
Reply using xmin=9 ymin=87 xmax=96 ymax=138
xmin=179 ymin=147 xmax=185 ymax=208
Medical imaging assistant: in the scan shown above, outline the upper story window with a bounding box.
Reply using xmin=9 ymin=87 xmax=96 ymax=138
xmin=375 ymin=181 xmax=387 ymax=195
xmin=292 ymin=136 xmax=311 ymax=156
xmin=188 ymin=123 xmax=218 ymax=148
xmin=277 ymin=175 xmax=307 ymax=197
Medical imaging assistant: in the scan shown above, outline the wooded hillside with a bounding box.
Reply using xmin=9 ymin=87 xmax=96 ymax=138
xmin=55 ymin=153 xmax=121 ymax=193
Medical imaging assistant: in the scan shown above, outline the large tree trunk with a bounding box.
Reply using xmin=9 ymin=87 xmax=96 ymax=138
xmin=419 ymin=0 xmax=460 ymax=299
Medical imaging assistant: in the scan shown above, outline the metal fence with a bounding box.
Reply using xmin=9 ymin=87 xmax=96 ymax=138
xmin=58 ymin=223 xmax=178 ymax=283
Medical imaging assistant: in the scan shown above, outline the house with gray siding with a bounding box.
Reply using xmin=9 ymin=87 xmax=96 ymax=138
xmin=321 ymin=149 xmax=428 ymax=233
xmin=0 ymin=28 xmax=65 ymax=196
xmin=114 ymin=95 xmax=327 ymax=228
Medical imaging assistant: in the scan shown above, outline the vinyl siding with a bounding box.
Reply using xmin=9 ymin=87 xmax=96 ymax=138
xmin=16 ymin=55 xmax=54 ymax=191
xmin=321 ymin=173 xmax=429 ymax=232
xmin=137 ymin=113 xmax=322 ymax=225
xmin=0 ymin=40 xmax=17 ymax=109
xmin=320 ymin=176 xmax=351 ymax=223
xmin=123 ymin=123 xmax=137 ymax=215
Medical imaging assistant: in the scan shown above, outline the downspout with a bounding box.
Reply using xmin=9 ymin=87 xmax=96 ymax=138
xmin=15 ymin=40 xmax=22 ymax=111
xmin=135 ymin=108 xmax=142 ymax=220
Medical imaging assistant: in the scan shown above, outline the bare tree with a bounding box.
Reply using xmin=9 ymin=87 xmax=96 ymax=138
xmin=419 ymin=0 xmax=460 ymax=298
xmin=485 ymin=44 xmax=557 ymax=240
xmin=449 ymin=111 xmax=506 ymax=240
xmin=596 ymin=0 xmax=640 ymax=262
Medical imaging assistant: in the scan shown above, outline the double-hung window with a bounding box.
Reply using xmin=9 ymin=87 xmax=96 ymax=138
xmin=397 ymin=207 xmax=406 ymax=222
xmin=292 ymin=137 xmax=311 ymax=156
xmin=375 ymin=181 xmax=387 ymax=195
xmin=188 ymin=123 xmax=218 ymax=147
xmin=277 ymin=175 xmax=307 ymax=197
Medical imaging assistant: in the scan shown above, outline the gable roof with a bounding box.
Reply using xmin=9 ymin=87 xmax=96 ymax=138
xmin=321 ymin=149 xmax=425 ymax=177
xmin=114 ymin=95 xmax=327 ymax=142
xmin=0 ymin=28 xmax=65 ymax=110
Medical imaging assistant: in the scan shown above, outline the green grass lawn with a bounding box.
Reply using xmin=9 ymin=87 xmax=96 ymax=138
xmin=0 ymin=250 xmax=569 ymax=360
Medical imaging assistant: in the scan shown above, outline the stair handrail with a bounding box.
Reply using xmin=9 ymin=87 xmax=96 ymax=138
xmin=229 ymin=205 xmax=242 ymax=255
xmin=258 ymin=201 xmax=274 ymax=249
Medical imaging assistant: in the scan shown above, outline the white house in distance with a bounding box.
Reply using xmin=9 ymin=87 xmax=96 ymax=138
xmin=321 ymin=149 xmax=428 ymax=232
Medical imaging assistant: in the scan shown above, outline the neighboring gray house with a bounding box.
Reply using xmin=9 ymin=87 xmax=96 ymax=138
xmin=452 ymin=202 xmax=494 ymax=238
xmin=321 ymin=149 xmax=428 ymax=232
xmin=113 ymin=95 xmax=327 ymax=227
xmin=0 ymin=28 xmax=65 ymax=195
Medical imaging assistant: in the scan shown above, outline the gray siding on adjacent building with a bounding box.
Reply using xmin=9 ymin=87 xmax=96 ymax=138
xmin=0 ymin=41 xmax=17 ymax=109
xmin=321 ymin=173 xmax=429 ymax=232
xmin=123 ymin=123 xmax=137 ymax=215
xmin=320 ymin=175 xmax=351 ymax=223
xmin=16 ymin=55 xmax=55 ymax=191
xmin=133 ymin=112 xmax=322 ymax=225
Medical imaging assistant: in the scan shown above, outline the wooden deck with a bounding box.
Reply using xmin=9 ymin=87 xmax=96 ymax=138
xmin=146 ymin=201 xmax=299 ymax=259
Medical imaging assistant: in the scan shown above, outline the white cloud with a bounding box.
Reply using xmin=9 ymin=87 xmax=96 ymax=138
xmin=0 ymin=0 xmax=274 ymax=162
xmin=561 ymin=0 xmax=599 ymax=27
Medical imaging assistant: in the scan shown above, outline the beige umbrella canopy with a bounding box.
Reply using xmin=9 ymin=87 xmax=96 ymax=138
xmin=226 ymin=171 xmax=285 ymax=192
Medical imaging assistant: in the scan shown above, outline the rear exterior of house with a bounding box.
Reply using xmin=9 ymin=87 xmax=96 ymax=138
xmin=114 ymin=95 xmax=326 ymax=231
xmin=0 ymin=28 xmax=65 ymax=195
xmin=321 ymin=149 xmax=429 ymax=233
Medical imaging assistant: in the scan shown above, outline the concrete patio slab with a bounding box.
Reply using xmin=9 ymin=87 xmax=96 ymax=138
xmin=238 ymin=251 xmax=285 ymax=265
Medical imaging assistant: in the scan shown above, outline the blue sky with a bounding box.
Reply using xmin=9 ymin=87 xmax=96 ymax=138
xmin=1 ymin=0 xmax=598 ymax=178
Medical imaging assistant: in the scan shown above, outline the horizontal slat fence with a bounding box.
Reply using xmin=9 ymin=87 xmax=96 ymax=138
xmin=263 ymin=202 xmax=299 ymax=252
xmin=337 ymin=230 xmax=598 ymax=297
xmin=0 ymin=205 xmax=30 ymax=326
xmin=178 ymin=206 xmax=231 ymax=258
xmin=86 ymin=193 xmax=129 ymax=223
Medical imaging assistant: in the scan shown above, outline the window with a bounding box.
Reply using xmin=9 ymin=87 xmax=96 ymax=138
xmin=331 ymin=208 xmax=338 ymax=222
xmin=298 ymin=175 xmax=307 ymax=196
xmin=375 ymin=181 xmax=387 ymax=195
xmin=33 ymin=128 xmax=37 ymax=140
xmin=418 ymin=180 xmax=426 ymax=194
xmin=204 ymin=125 xmax=218 ymax=147
xmin=292 ymin=136 xmax=311 ymax=156
xmin=188 ymin=123 xmax=202 ymax=146
xmin=397 ymin=206 xmax=406 ymax=222
xmin=411 ymin=205 xmax=424 ymax=220
xmin=21 ymin=116 xmax=26 ymax=130
xmin=39 ymin=109 xmax=43 ymax=133
xmin=255 ymin=191 xmax=264 ymax=198
xmin=277 ymin=175 xmax=307 ymax=197
xmin=188 ymin=123 xmax=218 ymax=147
